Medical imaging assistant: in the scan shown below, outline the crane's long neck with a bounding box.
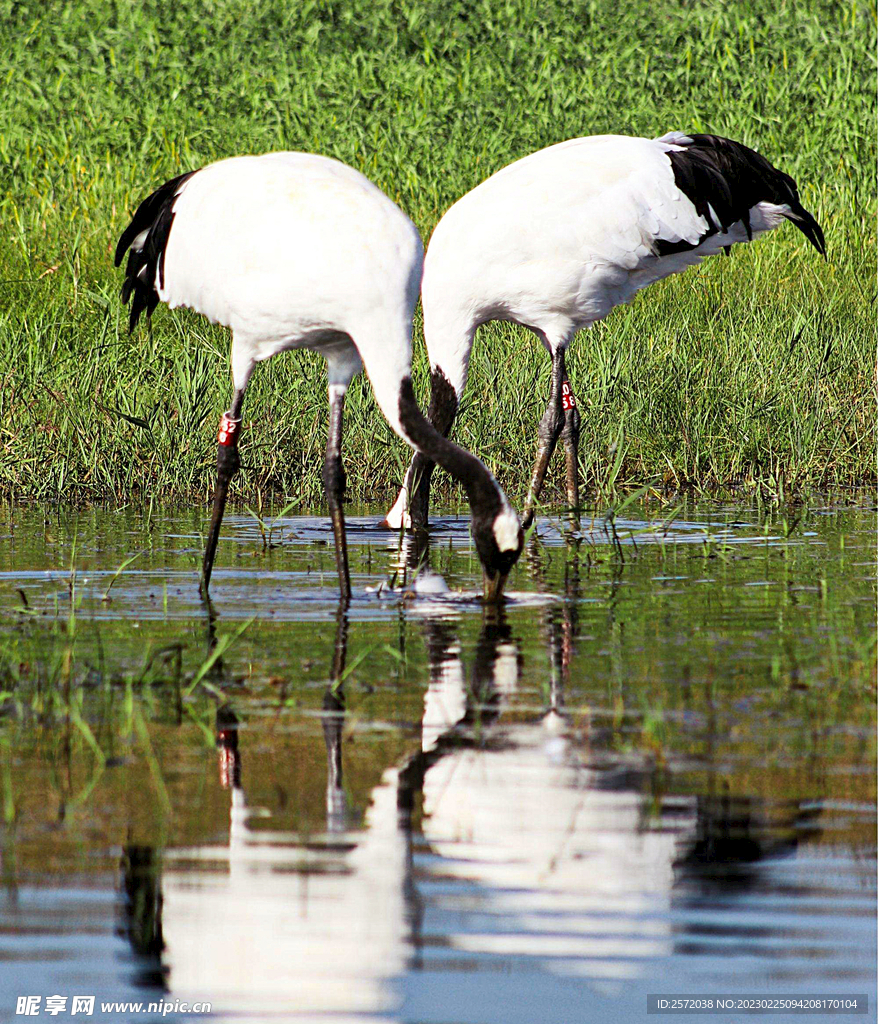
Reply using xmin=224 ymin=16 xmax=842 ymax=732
xmin=386 ymin=305 xmax=476 ymax=529
xmin=390 ymin=367 xmax=457 ymax=529
xmin=396 ymin=376 xmax=505 ymax=519
xmin=369 ymin=334 xmax=522 ymax=595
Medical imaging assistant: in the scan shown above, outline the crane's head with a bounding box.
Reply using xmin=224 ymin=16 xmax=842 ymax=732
xmin=472 ymin=505 xmax=524 ymax=602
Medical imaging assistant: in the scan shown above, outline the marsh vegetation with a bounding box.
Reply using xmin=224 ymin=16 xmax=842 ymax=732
xmin=0 ymin=0 xmax=873 ymax=505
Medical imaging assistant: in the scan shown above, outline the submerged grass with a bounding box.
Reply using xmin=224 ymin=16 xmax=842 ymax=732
xmin=0 ymin=0 xmax=874 ymax=508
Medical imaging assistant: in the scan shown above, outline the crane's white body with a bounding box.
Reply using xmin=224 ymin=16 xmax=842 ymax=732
xmin=159 ymin=152 xmax=423 ymax=430
xmin=422 ymin=134 xmax=789 ymax=395
xmin=385 ymin=133 xmax=798 ymax=529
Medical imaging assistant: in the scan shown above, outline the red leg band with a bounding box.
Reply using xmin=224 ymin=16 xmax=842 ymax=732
xmin=217 ymin=414 xmax=241 ymax=446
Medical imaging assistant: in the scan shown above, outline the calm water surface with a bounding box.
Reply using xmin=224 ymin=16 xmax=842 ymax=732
xmin=0 ymin=501 xmax=874 ymax=1023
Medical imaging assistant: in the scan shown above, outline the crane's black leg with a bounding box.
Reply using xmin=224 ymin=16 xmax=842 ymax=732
xmin=522 ymin=348 xmax=567 ymax=530
xmin=324 ymin=386 xmax=350 ymax=604
xmin=201 ymin=388 xmax=246 ymax=599
xmin=561 ymin=377 xmax=581 ymax=531
xmin=398 ymin=454 xmax=433 ymax=533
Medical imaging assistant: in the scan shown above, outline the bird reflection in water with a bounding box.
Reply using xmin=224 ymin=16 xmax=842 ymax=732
xmin=116 ymin=534 xmax=830 ymax=1019
xmin=141 ymin=609 xmax=412 ymax=1019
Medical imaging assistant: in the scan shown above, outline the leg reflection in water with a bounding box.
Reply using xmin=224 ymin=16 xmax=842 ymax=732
xmin=322 ymin=608 xmax=348 ymax=833
xmin=118 ymin=845 xmax=167 ymax=991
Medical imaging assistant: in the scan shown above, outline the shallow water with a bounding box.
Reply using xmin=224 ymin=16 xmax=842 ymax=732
xmin=0 ymin=500 xmax=874 ymax=1023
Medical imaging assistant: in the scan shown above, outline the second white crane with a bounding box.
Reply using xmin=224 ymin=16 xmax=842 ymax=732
xmin=384 ymin=132 xmax=825 ymax=531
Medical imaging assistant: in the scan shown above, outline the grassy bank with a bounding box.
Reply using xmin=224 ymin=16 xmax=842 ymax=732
xmin=0 ymin=0 xmax=874 ymax=509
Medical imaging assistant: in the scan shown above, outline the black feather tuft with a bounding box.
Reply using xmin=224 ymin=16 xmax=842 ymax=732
xmin=655 ymin=133 xmax=825 ymax=258
xmin=115 ymin=171 xmax=196 ymax=332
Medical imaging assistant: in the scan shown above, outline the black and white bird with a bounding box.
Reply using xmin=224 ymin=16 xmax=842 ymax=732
xmin=383 ymin=132 xmax=825 ymax=532
xmin=115 ymin=152 xmax=524 ymax=602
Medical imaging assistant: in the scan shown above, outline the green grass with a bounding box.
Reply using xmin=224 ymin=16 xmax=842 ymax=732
xmin=0 ymin=0 xmax=874 ymax=509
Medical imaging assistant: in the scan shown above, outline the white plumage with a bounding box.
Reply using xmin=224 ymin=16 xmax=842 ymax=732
xmin=426 ymin=135 xmax=780 ymax=342
xmin=385 ymin=132 xmax=824 ymax=530
xmin=157 ymin=153 xmax=420 ymax=413
xmin=116 ymin=152 xmax=524 ymax=601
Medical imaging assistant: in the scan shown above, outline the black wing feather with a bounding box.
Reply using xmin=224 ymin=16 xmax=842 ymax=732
xmin=115 ymin=170 xmax=196 ymax=332
xmin=656 ymin=134 xmax=825 ymax=258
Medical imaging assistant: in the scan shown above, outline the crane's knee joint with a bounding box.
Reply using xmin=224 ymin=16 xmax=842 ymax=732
xmin=216 ymin=413 xmax=242 ymax=481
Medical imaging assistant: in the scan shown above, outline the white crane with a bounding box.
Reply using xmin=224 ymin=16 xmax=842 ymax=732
xmin=383 ymin=132 xmax=825 ymax=531
xmin=115 ymin=152 xmax=524 ymax=602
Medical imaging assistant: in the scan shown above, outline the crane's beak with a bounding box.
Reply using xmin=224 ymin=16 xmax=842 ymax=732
xmin=482 ymin=569 xmax=509 ymax=603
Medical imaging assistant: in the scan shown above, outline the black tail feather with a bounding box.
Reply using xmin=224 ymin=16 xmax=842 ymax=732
xmin=115 ymin=170 xmax=195 ymax=332
xmin=659 ymin=133 xmax=825 ymax=257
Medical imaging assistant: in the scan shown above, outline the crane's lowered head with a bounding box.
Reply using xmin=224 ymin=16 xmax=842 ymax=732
xmin=472 ymin=504 xmax=524 ymax=602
